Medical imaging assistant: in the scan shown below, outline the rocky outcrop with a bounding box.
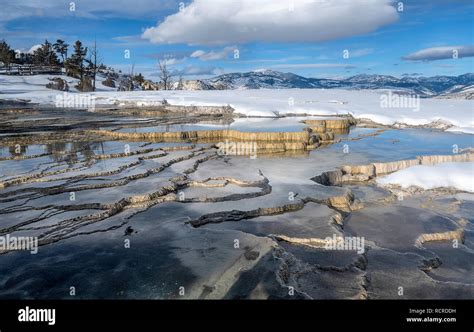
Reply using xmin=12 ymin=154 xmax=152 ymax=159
xmin=419 ymin=257 xmax=442 ymax=272
xmin=86 ymin=128 xmax=316 ymax=153
xmin=88 ymin=128 xmax=310 ymax=142
xmin=189 ymin=202 xmax=305 ymax=227
xmin=315 ymin=132 xmax=335 ymax=142
xmin=415 ymin=228 xmax=464 ymax=247
xmin=309 ymin=190 xmax=356 ymax=213
xmin=101 ymin=104 xmax=234 ymax=116
xmin=173 ymin=79 xmax=216 ymax=90
xmin=177 ymin=174 xmax=272 ymax=203
xmin=371 ymin=159 xmax=420 ymax=175
xmin=141 ymin=80 xmax=160 ymax=90
xmin=311 ymin=169 xmax=344 ymax=186
xmin=272 ymin=234 xmax=329 ymax=249
xmin=102 ymin=76 xmax=115 ymax=88
xmin=418 ymin=153 xmax=474 ymax=165
xmin=86 ymin=122 xmax=353 ymax=153
xmin=304 ymin=118 xmax=356 ymax=132
xmin=46 ymin=77 xmax=69 ymax=91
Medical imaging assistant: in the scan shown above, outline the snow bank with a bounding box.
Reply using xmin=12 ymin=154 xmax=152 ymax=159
xmin=446 ymin=126 xmax=474 ymax=135
xmin=0 ymin=75 xmax=473 ymax=133
xmin=376 ymin=162 xmax=474 ymax=192
xmin=0 ymin=74 xmax=116 ymax=95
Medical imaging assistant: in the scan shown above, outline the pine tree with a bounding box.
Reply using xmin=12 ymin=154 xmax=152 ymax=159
xmin=53 ymin=39 xmax=69 ymax=64
xmin=0 ymin=40 xmax=16 ymax=67
xmin=32 ymin=40 xmax=60 ymax=66
xmin=65 ymin=40 xmax=87 ymax=79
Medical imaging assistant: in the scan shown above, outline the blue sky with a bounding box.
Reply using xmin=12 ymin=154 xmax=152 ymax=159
xmin=1 ymin=0 xmax=473 ymax=79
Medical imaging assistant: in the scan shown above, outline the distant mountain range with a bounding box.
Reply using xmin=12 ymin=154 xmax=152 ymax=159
xmin=182 ymin=70 xmax=474 ymax=98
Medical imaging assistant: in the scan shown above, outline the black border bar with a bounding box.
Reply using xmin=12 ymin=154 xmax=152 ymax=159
xmin=0 ymin=300 xmax=472 ymax=329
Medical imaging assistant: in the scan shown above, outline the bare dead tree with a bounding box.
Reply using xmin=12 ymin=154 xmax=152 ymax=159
xmin=158 ymin=60 xmax=173 ymax=90
xmin=127 ymin=64 xmax=135 ymax=91
xmin=87 ymin=39 xmax=101 ymax=91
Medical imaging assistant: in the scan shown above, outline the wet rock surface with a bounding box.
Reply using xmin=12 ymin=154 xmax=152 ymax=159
xmin=0 ymin=106 xmax=472 ymax=299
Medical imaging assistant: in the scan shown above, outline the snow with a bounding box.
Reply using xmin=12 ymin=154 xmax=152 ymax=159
xmin=446 ymin=127 xmax=474 ymax=134
xmin=0 ymin=74 xmax=473 ymax=133
xmin=377 ymin=162 xmax=474 ymax=192
xmin=0 ymin=74 xmax=116 ymax=95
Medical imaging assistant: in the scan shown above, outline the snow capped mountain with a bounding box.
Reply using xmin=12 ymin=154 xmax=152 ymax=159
xmin=205 ymin=70 xmax=320 ymax=89
xmin=183 ymin=71 xmax=474 ymax=98
xmin=436 ymin=84 xmax=474 ymax=99
xmin=345 ymin=74 xmax=400 ymax=85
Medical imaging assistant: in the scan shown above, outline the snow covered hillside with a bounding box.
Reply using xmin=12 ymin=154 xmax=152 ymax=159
xmin=204 ymin=71 xmax=474 ymax=97
xmin=0 ymin=74 xmax=116 ymax=95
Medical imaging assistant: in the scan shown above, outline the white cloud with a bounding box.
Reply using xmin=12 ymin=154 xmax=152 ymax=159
xmin=159 ymin=57 xmax=184 ymax=66
xmin=172 ymin=65 xmax=220 ymax=76
xmin=0 ymin=0 xmax=176 ymax=23
xmin=142 ymin=0 xmax=398 ymax=45
xmin=350 ymin=48 xmax=374 ymax=57
xmin=190 ymin=50 xmax=206 ymax=58
xmin=190 ymin=46 xmax=236 ymax=61
xmin=402 ymin=45 xmax=474 ymax=61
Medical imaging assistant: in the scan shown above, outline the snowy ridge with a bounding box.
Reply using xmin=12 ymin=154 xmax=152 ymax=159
xmin=200 ymin=71 xmax=474 ymax=97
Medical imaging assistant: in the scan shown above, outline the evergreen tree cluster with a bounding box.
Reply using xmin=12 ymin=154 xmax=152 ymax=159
xmin=1 ymin=39 xmax=151 ymax=92
xmin=0 ymin=39 xmax=103 ymax=92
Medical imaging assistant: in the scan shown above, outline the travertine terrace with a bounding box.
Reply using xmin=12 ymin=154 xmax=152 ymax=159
xmin=0 ymin=105 xmax=472 ymax=299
